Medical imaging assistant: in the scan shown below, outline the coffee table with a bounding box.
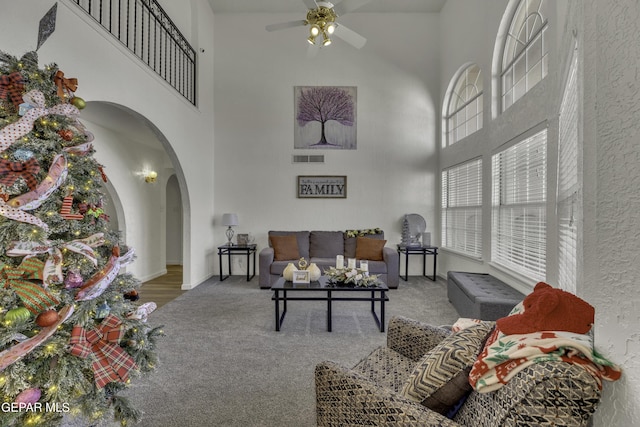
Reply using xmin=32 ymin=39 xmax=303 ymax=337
xmin=270 ymin=276 xmax=389 ymax=332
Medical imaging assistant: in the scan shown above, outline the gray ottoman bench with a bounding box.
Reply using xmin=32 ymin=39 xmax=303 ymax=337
xmin=447 ymin=271 xmax=525 ymax=320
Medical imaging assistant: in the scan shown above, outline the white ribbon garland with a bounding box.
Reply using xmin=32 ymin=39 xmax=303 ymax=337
xmin=7 ymin=233 xmax=106 ymax=286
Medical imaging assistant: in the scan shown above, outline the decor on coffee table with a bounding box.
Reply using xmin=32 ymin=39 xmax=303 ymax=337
xmin=324 ymin=266 xmax=380 ymax=287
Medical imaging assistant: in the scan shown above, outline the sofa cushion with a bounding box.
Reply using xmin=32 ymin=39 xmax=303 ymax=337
xmin=269 ymin=235 xmax=300 ymax=261
xmin=400 ymin=322 xmax=494 ymax=414
xmin=344 ymin=230 xmax=384 ymax=258
xmin=269 ymin=231 xmax=310 ymax=259
xmin=355 ymin=237 xmax=387 ymax=261
xmin=309 ymin=231 xmax=344 ymax=258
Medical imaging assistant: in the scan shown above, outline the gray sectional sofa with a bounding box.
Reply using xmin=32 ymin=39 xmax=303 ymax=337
xmin=259 ymin=230 xmax=399 ymax=289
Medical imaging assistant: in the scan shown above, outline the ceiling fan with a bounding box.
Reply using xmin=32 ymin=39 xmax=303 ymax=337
xmin=265 ymin=0 xmax=371 ymax=50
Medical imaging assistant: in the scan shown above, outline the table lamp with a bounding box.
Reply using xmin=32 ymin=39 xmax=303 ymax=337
xmin=222 ymin=213 xmax=239 ymax=245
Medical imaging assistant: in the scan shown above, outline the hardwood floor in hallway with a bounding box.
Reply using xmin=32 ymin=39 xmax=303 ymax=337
xmin=138 ymin=265 xmax=185 ymax=308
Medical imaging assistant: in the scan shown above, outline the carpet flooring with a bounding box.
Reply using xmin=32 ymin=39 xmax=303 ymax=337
xmin=65 ymin=275 xmax=460 ymax=427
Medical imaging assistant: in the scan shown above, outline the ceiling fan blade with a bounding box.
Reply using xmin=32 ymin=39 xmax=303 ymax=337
xmin=301 ymin=0 xmax=318 ymax=10
xmin=333 ymin=23 xmax=367 ymax=49
xmin=333 ymin=0 xmax=371 ymax=16
xmin=265 ymin=20 xmax=307 ymax=32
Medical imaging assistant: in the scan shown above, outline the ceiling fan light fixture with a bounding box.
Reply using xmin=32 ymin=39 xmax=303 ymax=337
xmin=322 ymin=34 xmax=332 ymax=46
xmin=326 ymin=23 xmax=336 ymax=34
xmin=309 ymin=24 xmax=320 ymax=37
xmin=308 ymin=35 xmax=317 ymax=45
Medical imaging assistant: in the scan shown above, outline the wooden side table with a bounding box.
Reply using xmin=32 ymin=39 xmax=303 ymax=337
xmin=397 ymin=245 xmax=439 ymax=281
xmin=218 ymin=244 xmax=257 ymax=281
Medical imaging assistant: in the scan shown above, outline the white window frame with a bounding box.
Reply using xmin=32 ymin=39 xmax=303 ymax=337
xmin=492 ymin=128 xmax=547 ymax=281
xmin=444 ymin=64 xmax=483 ymax=147
xmin=442 ymin=158 xmax=483 ymax=258
xmin=557 ymin=43 xmax=579 ymax=293
xmin=501 ymin=0 xmax=549 ymax=112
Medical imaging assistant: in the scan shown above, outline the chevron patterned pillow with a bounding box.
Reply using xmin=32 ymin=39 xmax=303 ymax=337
xmin=401 ymin=321 xmax=494 ymax=415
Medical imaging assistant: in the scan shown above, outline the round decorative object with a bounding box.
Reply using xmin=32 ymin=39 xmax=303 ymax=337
xmin=124 ymin=290 xmax=139 ymax=301
xmin=15 ymin=388 xmax=41 ymax=405
xmin=13 ymin=149 xmax=34 ymax=161
xmin=4 ymin=307 xmax=31 ymax=324
xmin=283 ymin=263 xmax=298 ymax=281
xmin=298 ymin=257 xmax=308 ymax=270
xmin=78 ymin=203 xmax=88 ymax=214
xmin=307 ymin=263 xmax=321 ymax=281
xmin=58 ymin=129 xmax=74 ymax=141
xmin=64 ymin=270 xmax=84 ymax=289
xmin=70 ymin=96 xmax=86 ymax=109
xmin=35 ymin=309 xmax=59 ymax=327
xmin=95 ymin=302 xmax=111 ymax=319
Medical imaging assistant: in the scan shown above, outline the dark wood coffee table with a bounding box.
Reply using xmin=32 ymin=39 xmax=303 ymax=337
xmin=270 ymin=276 xmax=389 ymax=332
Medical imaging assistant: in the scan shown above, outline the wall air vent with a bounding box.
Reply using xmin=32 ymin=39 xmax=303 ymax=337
xmin=293 ymin=155 xmax=325 ymax=164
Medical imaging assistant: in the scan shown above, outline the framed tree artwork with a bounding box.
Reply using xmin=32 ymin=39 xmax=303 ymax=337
xmin=294 ymin=86 xmax=357 ymax=149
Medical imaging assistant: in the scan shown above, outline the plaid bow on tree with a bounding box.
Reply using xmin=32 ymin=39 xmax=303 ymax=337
xmin=0 ymin=72 xmax=25 ymax=108
xmin=0 ymin=158 xmax=41 ymax=190
xmin=69 ymin=314 xmax=138 ymax=388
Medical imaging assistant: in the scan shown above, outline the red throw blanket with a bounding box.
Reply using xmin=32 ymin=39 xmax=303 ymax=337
xmin=469 ymin=327 xmax=622 ymax=393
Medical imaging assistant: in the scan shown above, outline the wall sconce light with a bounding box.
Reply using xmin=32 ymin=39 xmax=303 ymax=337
xmin=221 ymin=213 xmax=239 ymax=246
xmin=144 ymin=170 xmax=158 ymax=183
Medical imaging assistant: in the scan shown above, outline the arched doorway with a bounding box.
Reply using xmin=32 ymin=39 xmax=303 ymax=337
xmin=79 ymin=101 xmax=190 ymax=301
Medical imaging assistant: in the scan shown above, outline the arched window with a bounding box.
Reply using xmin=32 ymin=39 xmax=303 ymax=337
xmin=444 ymin=64 xmax=483 ymax=147
xmin=501 ymin=0 xmax=549 ymax=111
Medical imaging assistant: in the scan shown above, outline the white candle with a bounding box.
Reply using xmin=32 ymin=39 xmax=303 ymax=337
xmin=360 ymin=260 xmax=368 ymax=272
xmin=336 ymin=255 xmax=344 ymax=268
xmin=348 ymin=258 xmax=356 ymax=269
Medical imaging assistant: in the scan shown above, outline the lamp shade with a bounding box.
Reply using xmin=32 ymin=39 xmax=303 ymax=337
xmin=221 ymin=213 xmax=239 ymax=227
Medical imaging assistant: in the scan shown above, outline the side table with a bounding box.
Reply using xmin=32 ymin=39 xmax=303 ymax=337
xmin=218 ymin=244 xmax=257 ymax=281
xmin=397 ymin=245 xmax=439 ymax=281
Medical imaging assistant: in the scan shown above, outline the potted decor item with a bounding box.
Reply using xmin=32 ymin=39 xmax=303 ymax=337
xmin=307 ymin=263 xmax=321 ymax=281
xmin=283 ymin=263 xmax=298 ymax=281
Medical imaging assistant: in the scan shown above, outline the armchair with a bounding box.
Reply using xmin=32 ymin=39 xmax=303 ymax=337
xmin=315 ymin=316 xmax=602 ymax=426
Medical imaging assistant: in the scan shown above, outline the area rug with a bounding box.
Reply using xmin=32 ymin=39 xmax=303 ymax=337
xmin=65 ymin=275 xmax=459 ymax=427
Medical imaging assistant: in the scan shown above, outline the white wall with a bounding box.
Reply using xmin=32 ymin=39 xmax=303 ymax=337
xmin=581 ymin=0 xmax=640 ymax=424
xmin=0 ymin=0 xmax=217 ymax=288
xmin=213 ymin=12 xmax=441 ymax=274
xmin=82 ymin=119 xmax=167 ymax=281
xmin=166 ymin=174 xmax=183 ymax=264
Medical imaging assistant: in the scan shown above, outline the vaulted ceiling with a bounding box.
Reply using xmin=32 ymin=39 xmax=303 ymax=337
xmin=207 ymin=0 xmax=447 ymax=14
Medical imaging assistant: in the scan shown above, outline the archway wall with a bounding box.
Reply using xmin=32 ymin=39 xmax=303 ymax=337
xmin=83 ymin=118 xmax=169 ymax=282
xmin=0 ymin=0 xmax=216 ymax=288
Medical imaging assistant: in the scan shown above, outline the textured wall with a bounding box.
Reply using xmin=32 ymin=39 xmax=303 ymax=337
xmin=582 ymin=0 xmax=640 ymax=425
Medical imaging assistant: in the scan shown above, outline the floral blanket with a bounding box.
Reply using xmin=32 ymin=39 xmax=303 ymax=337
xmin=469 ymin=327 xmax=622 ymax=393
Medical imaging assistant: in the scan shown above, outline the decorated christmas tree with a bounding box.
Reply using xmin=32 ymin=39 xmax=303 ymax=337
xmin=0 ymin=51 xmax=162 ymax=426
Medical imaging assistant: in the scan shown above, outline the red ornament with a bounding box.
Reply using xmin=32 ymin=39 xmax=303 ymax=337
xmin=36 ymin=309 xmax=59 ymax=327
xmin=124 ymin=290 xmax=139 ymax=301
xmin=58 ymin=129 xmax=74 ymax=141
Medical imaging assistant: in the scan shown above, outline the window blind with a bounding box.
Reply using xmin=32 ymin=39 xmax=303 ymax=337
xmin=442 ymin=158 xmax=483 ymax=257
xmin=492 ymin=129 xmax=547 ymax=281
xmin=557 ymin=46 xmax=579 ymax=293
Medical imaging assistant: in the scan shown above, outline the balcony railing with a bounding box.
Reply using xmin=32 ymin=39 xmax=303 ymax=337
xmin=72 ymin=0 xmax=197 ymax=105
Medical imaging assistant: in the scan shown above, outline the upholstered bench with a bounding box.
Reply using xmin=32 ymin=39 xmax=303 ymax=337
xmin=447 ymin=272 xmax=525 ymax=320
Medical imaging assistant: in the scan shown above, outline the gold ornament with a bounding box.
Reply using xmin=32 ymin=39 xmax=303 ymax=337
xmin=70 ymin=96 xmax=86 ymax=109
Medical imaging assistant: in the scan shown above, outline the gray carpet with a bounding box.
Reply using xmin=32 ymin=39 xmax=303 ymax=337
xmin=66 ymin=275 xmax=459 ymax=427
